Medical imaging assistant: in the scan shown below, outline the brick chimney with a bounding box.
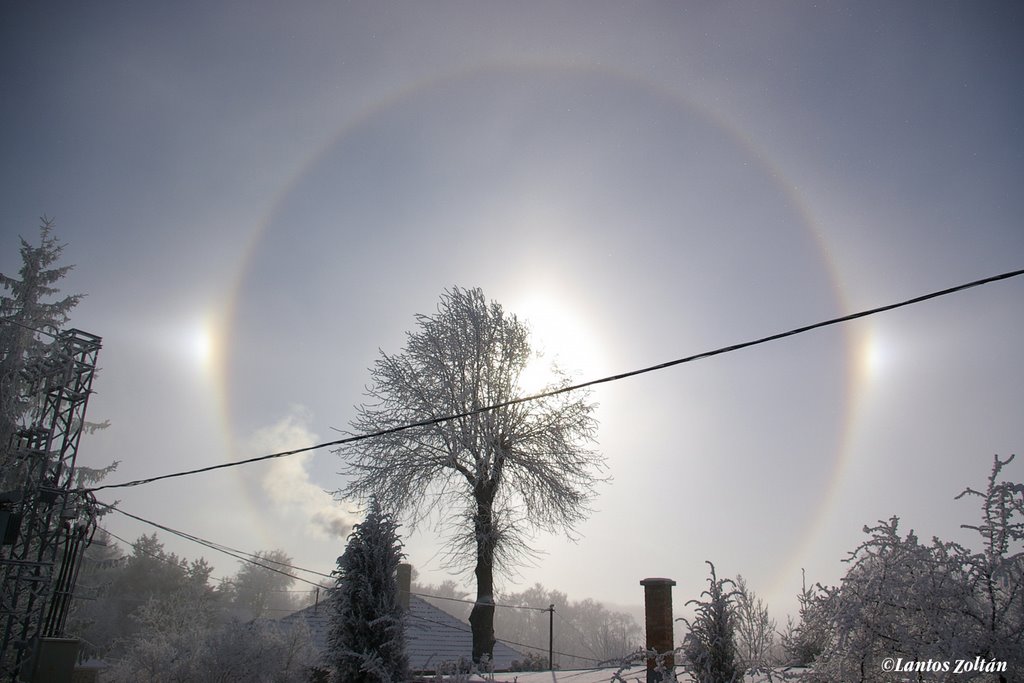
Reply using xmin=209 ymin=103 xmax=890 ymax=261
xmin=397 ymin=563 xmax=412 ymax=610
xmin=640 ymin=577 xmax=676 ymax=683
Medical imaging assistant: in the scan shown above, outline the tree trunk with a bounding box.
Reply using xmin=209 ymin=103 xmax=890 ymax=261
xmin=469 ymin=486 xmax=496 ymax=665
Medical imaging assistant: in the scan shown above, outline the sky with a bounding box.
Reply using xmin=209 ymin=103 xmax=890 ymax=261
xmin=2 ymin=2 xmax=1022 ymax=626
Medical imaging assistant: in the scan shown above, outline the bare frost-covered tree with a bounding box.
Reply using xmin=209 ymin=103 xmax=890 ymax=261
xmin=337 ymin=286 xmax=602 ymax=664
xmin=733 ymin=575 xmax=777 ymax=674
xmin=955 ymin=453 xmax=1024 ymax=677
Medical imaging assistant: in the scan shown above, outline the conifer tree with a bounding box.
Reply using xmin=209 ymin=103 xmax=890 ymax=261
xmin=328 ymin=497 xmax=408 ymax=683
xmin=0 ymin=218 xmax=82 ymax=486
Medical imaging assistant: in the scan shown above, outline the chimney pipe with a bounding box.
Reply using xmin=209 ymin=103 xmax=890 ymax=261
xmin=640 ymin=577 xmax=676 ymax=683
xmin=397 ymin=563 xmax=412 ymax=610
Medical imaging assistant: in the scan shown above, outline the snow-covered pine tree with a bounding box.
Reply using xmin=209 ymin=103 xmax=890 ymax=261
xmin=0 ymin=218 xmax=82 ymax=487
xmin=328 ymin=497 xmax=408 ymax=683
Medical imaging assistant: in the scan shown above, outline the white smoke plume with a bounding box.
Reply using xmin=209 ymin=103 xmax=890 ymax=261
xmin=246 ymin=406 xmax=359 ymax=540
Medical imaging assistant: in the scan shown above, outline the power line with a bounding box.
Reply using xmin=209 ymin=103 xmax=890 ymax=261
xmin=0 ymin=316 xmax=60 ymax=339
xmin=87 ymin=529 xmax=319 ymax=613
xmin=104 ymin=527 xmax=197 ymax=570
xmin=105 ymin=505 xmax=332 ymax=587
xmin=80 ymin=267 xmax=1024 ymax=494
xmin=98 ymin=530 xmax=610 ymax=670
xmin=404 ymin=611 xmax=603 ymax=664
xmin=106 ymin=508 xmax=560 ymax=611
xmin=109 ymin=504 xmax=332 ymax=581
xmin=105 ymin=516 xmax=613 ymax=665
xmin=554 ymin=610 xmax=604 ymax=663
xmin=108 ymin=506 xmax=554 ymax=614
xmin=410 ymin=590 xmax=552 ymax=613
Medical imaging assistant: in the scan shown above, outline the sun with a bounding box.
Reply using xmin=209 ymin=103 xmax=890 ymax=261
xmin=509 ymin=291 xmax=607 ymax=396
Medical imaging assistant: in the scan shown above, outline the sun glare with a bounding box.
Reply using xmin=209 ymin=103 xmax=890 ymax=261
xmin=185 ymin=315 xmax=220 ymax=375
xmin=192 ymin=325 xmax=212 ymax=367
xmin=511 ymin=292 xmax=607 ymax=396
xmin=858 ymin=327 xmax=888 ymax=384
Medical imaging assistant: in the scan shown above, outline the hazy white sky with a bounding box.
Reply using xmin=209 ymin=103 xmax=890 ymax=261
xmin=2 ymin=2 xmax=1022 ymax=622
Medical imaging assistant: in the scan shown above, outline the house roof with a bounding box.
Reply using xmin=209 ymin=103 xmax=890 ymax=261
xmin=281 ymin=595 xmax=525 ymax=673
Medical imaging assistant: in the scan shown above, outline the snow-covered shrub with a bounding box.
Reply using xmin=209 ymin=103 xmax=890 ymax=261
xmin=811 ymin=518 xmax=967 ymax=681
xmin=104 ymin=580 xmax=218 ymax=682
xmin=780 ymin=570 xmax=831 ymax=668
xmin=955 ymin=454 xmax=1024 ymax=675
xmin=107 ymin=591 xmax=315 ymax=683
xmin=510 ymin=651 xmax=549 ymax=671
xmin=681 ymin=561 xmax=741 ymax=683
xmin=193 ymin=619 xmax=316 ymax=682
xmin=810 ymin=454 xmax=1023 ymax=683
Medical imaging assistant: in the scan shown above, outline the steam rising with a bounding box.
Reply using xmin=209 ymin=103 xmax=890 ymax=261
xmin=247 ymin=407 xmax=358 ymax=539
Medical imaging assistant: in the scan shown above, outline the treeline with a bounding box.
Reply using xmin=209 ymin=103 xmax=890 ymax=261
xmin=411 ymin=579 xmax=643 ymax=670
xmin=69 ymin=532 xmax=320 ymax=681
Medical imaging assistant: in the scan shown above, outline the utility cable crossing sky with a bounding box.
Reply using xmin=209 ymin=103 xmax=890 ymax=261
xmin=79 ymin=267 xmax=1024 ymax=495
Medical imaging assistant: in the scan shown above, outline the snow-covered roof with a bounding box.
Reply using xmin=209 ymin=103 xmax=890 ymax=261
xmin=281 ymin=595 xmax=525 ymax=673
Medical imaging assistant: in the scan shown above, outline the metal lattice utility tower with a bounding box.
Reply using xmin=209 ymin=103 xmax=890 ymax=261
xmin=0 ymin=329 xmax=101 ymax=682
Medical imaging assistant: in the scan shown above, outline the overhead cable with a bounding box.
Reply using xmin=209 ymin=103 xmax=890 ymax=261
xmin=409 ymin=590 xmax=552 ymax=612
xmin=80 ymin=267 xmax=1024 ymax=494
xmin=107 ymin=508 xmax=556 ymax=613
xmin=106 ymin=504 xmax=331 ymax=587
xmin=0 ymin=316 xmax=60 ymax=339
xmin=404 ymin=611 xmax=603 ymax=664
xmin=102 ymin=527 xmax=226 ymax=586
xmin=107 ymin=513 xmax=603 ymax=663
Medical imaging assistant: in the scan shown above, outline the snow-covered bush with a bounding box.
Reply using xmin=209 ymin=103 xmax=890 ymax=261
xmin=509 ymin=651 xmax=549 ymax=671
xmin=681 ymin=561 xmax=741 ymax=683
xmin=328 ymin=497 xmax=408 ymax=682
xmin=808 ymin=454 xmax=1023 ymax=683
xmin=780 ymin=570 xmax=831 ymax=668
xmin=955 ymin=454 xmax=1024 ymax=675
xmin=107 ymin=588 xmax=315 ymax=683
xmin=194 ymin=618 xmax=316 ymax=682
xmin=104 ymin=578 xmax=218 ymax=682
xmin=811 ymin=518 xmax=967 ymax=681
